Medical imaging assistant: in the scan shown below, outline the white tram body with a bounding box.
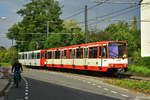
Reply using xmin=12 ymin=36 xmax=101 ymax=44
xmin=18 ymin=50 xmax=41 ymax=67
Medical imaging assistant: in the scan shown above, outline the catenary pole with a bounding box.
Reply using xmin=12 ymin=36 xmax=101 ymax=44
xmin=85 ymin=5 xmax=88 ymax=44
xmin=47 ymin=21 xmax=49 ymax=39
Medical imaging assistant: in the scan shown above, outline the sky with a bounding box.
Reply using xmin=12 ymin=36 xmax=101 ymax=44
xmin=0 ymin=0 xmax=141 ymax=49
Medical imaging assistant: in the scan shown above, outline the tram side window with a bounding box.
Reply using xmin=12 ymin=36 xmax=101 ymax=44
xmin=29 ymin=53 xmax=32 ymax=59
xmin=24 ymin=54 xmax=27 ymax=59
xmin=51 ymin=51 xmax=54 ymax=59
xmin=84 ymin=48 xmax=88 ymax=58
xmin=32 ymin=53 xmax=34 ymax=59
xmin=48 ymin=52 xmax=52 ymax=59
xmin=27 ymin=53 xmax=30 ymax=59
xmin=41 ymin=53 xmax=45 ymax=59
xmin=23 ymin=54 xmax=25 ymax=59
xmin=62 ymin=50 xmax=67 ymax=59
xmin=29 ymin=53 xmax=31 ymax=59
xmin=37 ymin=53 xmax=40 ymax=59
xmin=21 ymin=54 xmax=22 ymax=59
xmin=69 ymin=49 xmax=74 ymax=59
xmin=102 ymin=46 xmax=107 ymax=58
xmin=45 ymin=52 xmax=47 ymax=59
xmin=55 ymin=50 xmax=60 ymax=59
xmin=60 ymin=51 xmax=63 ymax=59
xmin=89 ymin=47 xmax=97 ymax=58
xmin=34 ymin=53 xmax=37 ymax=59
xmin=76 ymin=48 xmax=83 ymax=58
xmin=19 ymin=54 xmax=21 ymax=59
xmin=26 ymin=54 xmax=28 ymax=59
xmin=70 ymin=49 xmax=76 ymax=59
xmin=18 ymin=54 xmax=21 ymax=59
xmin=22 ymin=54 xmax=24 ymax=59
xmin=66 ymin=50 xmax=70 ymax=59
xmin=25 ymin=54 xmax=27 ymax=59
xmin=22 ymin=54 xmax=23 ymax=59
xmin=99 ymin=47 xmax=102 ymax=57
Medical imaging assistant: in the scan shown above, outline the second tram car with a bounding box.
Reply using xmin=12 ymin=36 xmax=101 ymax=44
xmin=18 ymin=41 xmax=128 ymax=73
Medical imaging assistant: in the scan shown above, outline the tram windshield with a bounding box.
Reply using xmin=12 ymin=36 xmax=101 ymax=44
xmin=108 ymin=42 xmax=127 ymax=58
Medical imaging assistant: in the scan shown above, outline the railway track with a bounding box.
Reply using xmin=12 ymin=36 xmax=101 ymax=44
xmin=28 ymin=66 xmax=150 ymax=82
xmin=128 ymin=75 xmax=150 ymax=81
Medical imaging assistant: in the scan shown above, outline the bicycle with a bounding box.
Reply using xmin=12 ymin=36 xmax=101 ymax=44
xmin=13 ymin=71 xmax=21 ymax=88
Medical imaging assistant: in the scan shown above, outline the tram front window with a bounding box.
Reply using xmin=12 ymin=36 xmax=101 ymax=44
xmin=108 ymin=43 xmax=127 ymax=58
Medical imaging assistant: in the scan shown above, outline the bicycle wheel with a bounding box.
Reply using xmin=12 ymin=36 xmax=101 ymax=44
xmin=16 ymin=79 xmax=19 ymax=88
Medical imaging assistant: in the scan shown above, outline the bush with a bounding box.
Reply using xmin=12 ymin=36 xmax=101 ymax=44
xmin=0 ymin=47 xmax=18 ymax=65
xmin=131 ymin=49 xmax=143 ymax=65
xmin=128 ymin=65 xmax=150 ymax=76
xmin=141 ymin=57 xmax=150 ymax=67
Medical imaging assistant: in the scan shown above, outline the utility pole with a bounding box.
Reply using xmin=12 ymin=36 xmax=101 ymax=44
xmin=12 ymin=39 xmax=13 ymax=47
xmin=85 ymin=5 xmax=88 ymax=44
xmin=47 ymin=21 xmax=49 ymax=39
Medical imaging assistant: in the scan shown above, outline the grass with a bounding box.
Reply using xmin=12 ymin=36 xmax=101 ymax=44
xmin=106 ymin=79 xmax=150 ymax=95
xmin=127 ymin=65 xmax=150 ymax=77
xmin=0 ymin=62 xmax=27 ymax=69
xmin=0 ymin=63 xmax=11 ymax=68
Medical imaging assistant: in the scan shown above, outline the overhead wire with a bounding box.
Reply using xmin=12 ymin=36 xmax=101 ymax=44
xmin=86 ymin=1 xmax=150 ymax=26
xmin=78 ymin=4 xmax=139 ymax=28
xmin=63 ymin=0 xmax=109 ymax=20
xmin=89 ymin=3 xmax=150 ymax=25
xmin=89 ymin=6 xmax=139 ymax=25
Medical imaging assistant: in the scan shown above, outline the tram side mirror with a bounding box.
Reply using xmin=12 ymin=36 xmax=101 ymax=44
xmin=122 ymin=54 xmax=127 ymax=59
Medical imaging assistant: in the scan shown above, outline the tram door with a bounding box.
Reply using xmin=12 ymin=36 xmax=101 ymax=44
xmin=98 ymin=47 xmax=102 ymax=67
xmin=100 ymin=46 xmax=107 ymax=67
xmin=40 ymin=50 xmax=47 ymax=67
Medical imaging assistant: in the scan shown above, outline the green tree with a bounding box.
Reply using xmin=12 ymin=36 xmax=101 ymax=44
xmin=44 ymin=33 xmax=68 ymax=49
xmin=44 ymin=32 xmax=84 ymax=49
xmin=63 ymin=20 xmax=81 ymax=31
xmin=44 ymin=20 xmax=84 ymax=49
xmin=0 ymin=47 xmax=18 ymax=64
xmin=61 ymin=20 xmax=82 ymax=33
xmin=7 ymin=0 xmax=63 ymax=51
xmin=88 ymin=30 xmax=112 ymax=42
xmin=61 ymin=20 xmax=84 ymax=45
xmin=0 ymin=46 xmax=6 ymax=51
xmin=131 ymin=16 xmax=137 ymax=31
xmin=88 ymin=21 xmax=141 ymax=59
xmin=88 ymin=21 xmax=129 ymax=43
xmin=0 ymin=46 xmax=7 ymax=62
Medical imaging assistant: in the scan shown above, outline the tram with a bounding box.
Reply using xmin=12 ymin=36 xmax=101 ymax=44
xmin=18 ymin=41 xmax=128 ymax=73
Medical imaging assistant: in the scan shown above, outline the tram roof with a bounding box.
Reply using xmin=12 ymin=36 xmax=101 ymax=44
xmin=47 ymin=41 xmax=127 ymax=51
xmin=19 ymin=41 xmax=127 ymax=53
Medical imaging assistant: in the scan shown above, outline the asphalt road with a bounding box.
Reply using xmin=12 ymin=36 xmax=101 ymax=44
xmin=5 ymin=77 xmax=118 ymax=100
xmin=4 ymin=69 xmax=148 ymax=100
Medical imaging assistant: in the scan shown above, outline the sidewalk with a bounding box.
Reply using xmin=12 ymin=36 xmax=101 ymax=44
xmin=0 ymin=68 xmax=10 ymax=100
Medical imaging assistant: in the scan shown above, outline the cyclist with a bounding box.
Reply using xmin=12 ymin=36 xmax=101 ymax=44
xmin=11 ymin=60 xmax=23 ymax=82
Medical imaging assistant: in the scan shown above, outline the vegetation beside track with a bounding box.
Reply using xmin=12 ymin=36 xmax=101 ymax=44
xmin=0 ymin=63 xmax=27 ymax=69
xmin=0 ymin=63 xmax=11 ymax=67
xmin=106 ymin=78 xmax=150 ymax=95
xmin=127 ymin=65 xmax=150 ymax=77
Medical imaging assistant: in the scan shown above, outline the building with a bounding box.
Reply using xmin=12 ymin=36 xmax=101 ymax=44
xmin=141 ymin=0 xmax=150 ymax=57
